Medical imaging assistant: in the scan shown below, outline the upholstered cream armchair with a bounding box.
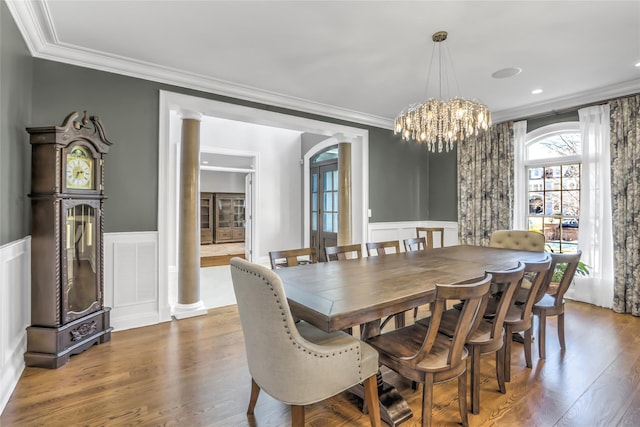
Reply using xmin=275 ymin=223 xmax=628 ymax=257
xmin=230 ymin=258 xmax=381 ymax=427
xmin=489 ymin=230 xmax=545 ymax=252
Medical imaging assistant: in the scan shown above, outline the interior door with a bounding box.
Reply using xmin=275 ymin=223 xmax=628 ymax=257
xmin=244 ymin=173 xmax=252 ymax=261
xmin=310 ymin=161 xmax=338 ymax=261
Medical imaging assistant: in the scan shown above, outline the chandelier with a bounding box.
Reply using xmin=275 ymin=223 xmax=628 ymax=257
xmin=394 ymin=31 xmax=491 ymax=152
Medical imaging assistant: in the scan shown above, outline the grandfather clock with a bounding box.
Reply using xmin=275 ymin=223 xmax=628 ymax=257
xmin=25 ymin=111 xmax=113 ymax=368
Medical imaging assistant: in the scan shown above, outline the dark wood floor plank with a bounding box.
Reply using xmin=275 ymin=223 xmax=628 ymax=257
xmin=2 ymin=302 xmax=640 ymax=426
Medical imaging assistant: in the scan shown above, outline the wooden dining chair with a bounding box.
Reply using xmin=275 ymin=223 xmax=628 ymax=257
xmin=230 ymin=258 xmax=381 ymax=427
xmin=324 ymin=243 xmax=364 ymax=335
xmin=404 ymin=236 xmax=429 ymax=320
xmin=533 ymin=250 xmax=582 ymax=359
xmin=367 ymin=274 xmax=492 ymax=427
xmin=498 ymin=256 xmax=551 ymax=381
xmin=416 ymin=227 xmax=444 ymax=248
xmin=366 ymin=240 xmax=400 ymax=256
xmin=325 ymin=243 xmax=362 ymax=261
xmin=268 ymin=247 xmax=318 ymax=269
xmin=403 ymin=237 xmax=427 ymax=252
xmin=366 ymin=240 xmax=403 ymax=329
xmin=430 ymin=263 xmax=525 ymax=414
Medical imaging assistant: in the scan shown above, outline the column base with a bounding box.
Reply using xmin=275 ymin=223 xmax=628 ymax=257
xmin=172 ymin=301 xmax=208 ymax=320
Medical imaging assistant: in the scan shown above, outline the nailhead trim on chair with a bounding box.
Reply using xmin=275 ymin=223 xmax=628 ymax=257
xmin=232 ymin=263 xmax=364 ymax=375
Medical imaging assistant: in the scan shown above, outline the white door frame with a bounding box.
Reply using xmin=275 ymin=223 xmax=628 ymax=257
xmin=158 ymin=90 xmax=369 ymax=322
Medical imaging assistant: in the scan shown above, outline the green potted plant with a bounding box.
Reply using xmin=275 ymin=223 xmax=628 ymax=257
xmin=547 ymin=257 xmax=589 ymax=295
xmin=551 ymin=260 xmax=590 ymax=283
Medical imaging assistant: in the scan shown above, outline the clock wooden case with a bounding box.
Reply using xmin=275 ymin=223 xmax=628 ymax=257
xmin=25 ymin=111 xmax=113 ymax=368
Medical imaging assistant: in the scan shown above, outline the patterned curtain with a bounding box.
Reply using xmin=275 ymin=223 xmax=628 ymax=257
xmin=457 ymin=122 xmax=514 ymax=246
xmin=610 ymin=94 xmax=640 ymax=316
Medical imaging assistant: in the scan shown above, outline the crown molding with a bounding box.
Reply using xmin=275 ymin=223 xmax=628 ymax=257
xmin=7 ymin=1 xmax=640 ymax=131
xmin=5 ymin=0 xmax=393 ymax=130
xmin=491 ymin=78 xmax=640 ymax=124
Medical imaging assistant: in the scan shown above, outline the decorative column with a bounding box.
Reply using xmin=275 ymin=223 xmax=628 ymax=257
xmin=337 ymin=141 xmax=352 ymax=246
xmin=173 ymin=110 xmax=208 ymax=320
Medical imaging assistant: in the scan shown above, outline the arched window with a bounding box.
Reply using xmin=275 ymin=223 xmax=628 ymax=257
xmin=524 ymin=123 xmax=581 ymax=253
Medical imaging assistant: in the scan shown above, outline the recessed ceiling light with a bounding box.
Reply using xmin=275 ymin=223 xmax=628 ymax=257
xmin=531 ymin=89 xmax=543 ymax=95
xmin=636 ymin=62 xmax=640 ymax=67
xmin=202 ymin=160 xmax=209 ymax=164
xmin=491 ymin=67 xmax=522 ymax=79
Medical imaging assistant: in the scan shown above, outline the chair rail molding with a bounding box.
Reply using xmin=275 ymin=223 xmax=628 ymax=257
xmin=368 ymin=221 xmax=458 ymax=250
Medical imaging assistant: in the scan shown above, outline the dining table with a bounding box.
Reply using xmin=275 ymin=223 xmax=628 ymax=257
xmin=274 ymin=244 xmax=549 ymax=426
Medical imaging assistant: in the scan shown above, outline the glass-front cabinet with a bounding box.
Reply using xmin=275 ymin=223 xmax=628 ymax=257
xmin=213 ymin=193 xmax=245 ymax=243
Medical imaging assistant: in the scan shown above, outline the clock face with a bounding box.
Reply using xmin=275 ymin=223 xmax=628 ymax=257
xmin=66 ymin=146 xmax=94 ymax=190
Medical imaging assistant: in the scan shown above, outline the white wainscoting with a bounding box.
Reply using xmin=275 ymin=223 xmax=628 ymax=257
xmin=368 ymin=220 xmax=459 ymax=249
xmin=0 ymin=237 xmax=30 ymax=414
xmin=104 ymin=232 xmax=161 ymax=331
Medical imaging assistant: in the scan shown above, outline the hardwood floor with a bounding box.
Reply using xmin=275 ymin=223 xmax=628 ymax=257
xmin=200 ymin=242 xmax=244 ymax=267
xmin=2 ymin=301 xmax=640 ymax=426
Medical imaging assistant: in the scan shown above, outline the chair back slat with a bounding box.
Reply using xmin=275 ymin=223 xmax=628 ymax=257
xmin=483 ymin=263 xmax=526 ymax=340
xmin=268 ymin=247 xmax=318 ymax=269
xmin=416 ymin=227 xmax=444 ymax=248
xmin=515 ymin=256 xmax=552 ymax=325
xmin=548 ymin=250 xmax=583 ymax=309
xmin=366 ymin=240 xmax=400 ymax=256
xmin=325 ymin=244 xmax=362 ymax=261
xmin=403 ymin=237 xmax=427 ymax=252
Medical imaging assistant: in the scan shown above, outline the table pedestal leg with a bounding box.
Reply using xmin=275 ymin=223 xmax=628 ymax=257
xmin=352 ymin=321 xmax=414 ymax=426
xmin=349 ymin=371 xmax=413 ymax=426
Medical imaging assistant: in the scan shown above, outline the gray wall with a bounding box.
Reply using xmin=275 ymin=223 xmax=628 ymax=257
xmin=0 ymin=1 xmax=32 ymax=245
xmin=368 ymin=128 xmax=431 ymax=221
xmin=31 ymin=59 xmax=161 ymax=232
xmin=29 ymin=60 xmax=442 ymax=233
xmin=3 ymin=10 xmax=457 ymax=240
xmin=428 ymin=149 xmax=458 ymax=221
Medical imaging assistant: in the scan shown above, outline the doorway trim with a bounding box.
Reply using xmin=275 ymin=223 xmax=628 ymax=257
xmin=158 ymin=90 xmax=369 ymax=322
xmin=199 ymin=147 xmax=258 ymax=263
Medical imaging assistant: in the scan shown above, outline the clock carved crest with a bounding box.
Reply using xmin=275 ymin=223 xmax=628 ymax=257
xmin=25 ymin=111 xmax=113 ymax=369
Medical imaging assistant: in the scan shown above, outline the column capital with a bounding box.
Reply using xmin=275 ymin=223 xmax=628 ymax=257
xmin=180 ymin=109 xmax=202 ymax=121
xmin=333 ymin=133 xmax=357 ymax=144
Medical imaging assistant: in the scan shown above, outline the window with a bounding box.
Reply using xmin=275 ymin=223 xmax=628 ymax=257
xmin=524 ymin=124 xmax=581 ymax=253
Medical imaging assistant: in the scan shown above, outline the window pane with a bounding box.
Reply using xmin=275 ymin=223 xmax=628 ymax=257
xmin=333 ymin=192 xmax=338 ymax=211
xmin=323 ymin=213 xmax=332 ymax=232
xmin=527 ymin=132 xmax=581 ymax=160
xmin=312 ymin=193 xmax=317 ymax=211
xmin=333 ymin=213 xmax=338 ymax=232
xmin=324 ymin=192 xmax=332 ymax=211
xmin=312 ymin=173 xmax=317 ymax=192
xmin=545 ymin=167 xmax=561 ymax=190
xmin=562 ymin=164 xmax=580 ymax=189
xmin=562 ymin=191 xmax=580 ymax=216
xmin=528 ymin=216 xmax=543 ymax=233
xmin=311 ymin=212 xmax=317 ymax=231
xmin=324 ymin=171 xmax=332 ymax=191
xmin=529 ymin=193 xmax=543 ymax=214
xmin=545 ymin=191 xmax=561 ymax=215
xmin=333 ymin=170 xmax=339 ymax=190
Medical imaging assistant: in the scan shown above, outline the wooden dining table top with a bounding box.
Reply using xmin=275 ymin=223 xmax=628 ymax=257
xmin=274 ymin=244 xmax=548 ymax=334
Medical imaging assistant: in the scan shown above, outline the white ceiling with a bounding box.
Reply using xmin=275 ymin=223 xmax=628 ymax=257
xmin=7 ymin=1 xmax=640 ymax=128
